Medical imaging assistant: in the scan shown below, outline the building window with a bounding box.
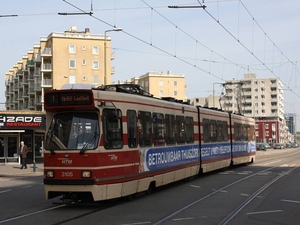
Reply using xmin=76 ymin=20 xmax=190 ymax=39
xmin=92 ymin=60 xmax=99 ymax=69
xmin=92 ymin=75 xmax=99 ymax=84
xmin=159 ymin=81 xmax=163 ymax=86
xmin=69 ymin=44 xmax=76 ymax=53
xmin=82 ymin=60 xmax=86 ymax=65
xmin=145 ymin=81 xmax=149 ymax=87
xmin=92 ymin=45 xmax=99 ymax=55
xmin=82 ymin=45 xmax=86 ymax=50
xmin=174 ymin=91 xmax=178 ymax=96
xmin=69 ymin=59 xmax=76 ymax=69
xmin=159 ymin=91 xmax=163 ymax=96
xmin=255 ymin=131 xmax=258 ymax=137
xmin=265 ymin=124 xmax=269 ymax=129
xmin=82 ymin=75 xmax=86 ymax=81
xmin=69 ymin=75 xmax=76 ymax=84
xmin=265 ymin=131 xmax=269 ymax=136
xmin=174 ymin=81 xmax=178 ymax=87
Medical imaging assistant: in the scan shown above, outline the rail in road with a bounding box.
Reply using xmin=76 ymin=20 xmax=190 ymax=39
xmin=0 ymin=148 xmax=299 ymax=225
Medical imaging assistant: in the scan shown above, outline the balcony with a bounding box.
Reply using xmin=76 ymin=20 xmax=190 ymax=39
xmin=41 ymin=63 xmax=52 ymax=71
xmin=34 ymin=84 xmax=42 ymax=91
xmin=41 ymin=48 xmax=52 ymax=56
xmin=27 ymin=59 xmax=35 ymax=67
xmin=111 ymin=52 xmax=115 ymax=60
xmin=35 ymin=53 xmax=41 ymax=62
xmin=41 ymin=78 xmax=53 ymax=87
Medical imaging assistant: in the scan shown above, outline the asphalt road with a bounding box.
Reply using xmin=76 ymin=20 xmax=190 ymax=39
xmin=0 ymin=148 xmax=299 ymax=225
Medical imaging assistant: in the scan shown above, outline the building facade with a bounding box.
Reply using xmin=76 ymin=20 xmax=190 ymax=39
xmin=5 ymin=26 xmax=115 ymax=111
xmin=188 ymin=73 xmax=289 ymax=145
xmin=284 ymin=113 xmax=297 ymax=144
xmin=121 ymin=71 xmax=186 ymax=101
xmin=225 ymin=74 xmax=285 ymax=145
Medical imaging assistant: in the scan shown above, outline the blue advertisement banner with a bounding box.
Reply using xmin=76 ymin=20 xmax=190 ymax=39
xmin=140 ymin=145 xmax=199 ymax=172
xmin=139 ymin=142 xmax=256 ymax=172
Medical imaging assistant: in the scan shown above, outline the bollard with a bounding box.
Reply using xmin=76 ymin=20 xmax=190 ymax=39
xmin=33 ymin=160 xmax=36 ymax=172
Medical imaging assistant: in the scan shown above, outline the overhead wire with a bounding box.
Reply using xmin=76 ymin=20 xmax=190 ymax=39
xmin=196 ymin=0 xmax=300 ymax=99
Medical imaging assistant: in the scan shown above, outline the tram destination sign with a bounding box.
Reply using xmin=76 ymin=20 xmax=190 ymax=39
xmin=45 ymin=91 xmax=93 ymax=106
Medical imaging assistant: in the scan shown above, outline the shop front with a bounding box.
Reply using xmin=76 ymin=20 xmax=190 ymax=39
xmin=0 ymin=112 xmax=46 ymax=164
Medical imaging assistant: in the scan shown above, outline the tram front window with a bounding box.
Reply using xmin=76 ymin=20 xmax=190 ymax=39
xmin=45 ymin=112 xmax=99 ymax=151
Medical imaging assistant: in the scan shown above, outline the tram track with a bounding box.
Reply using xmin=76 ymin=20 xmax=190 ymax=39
xmin=151 ymin=150 xmax=300 ymax=225
xmin=1 ymin=149 xmax=299 ymax=225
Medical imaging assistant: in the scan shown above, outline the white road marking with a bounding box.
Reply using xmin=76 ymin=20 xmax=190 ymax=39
xmin=190 ymin=185 xmax=201 ymax=188
xmin=21 ymin=185 xmax=32 ymax=189
xmin=0 ymin=204 xmax=66 ymax=224
xmin=241 ymin=193 xmax=249 ymax=196
xmin=120 ymin=222 xmax=151 ymax=225
xmin=0 ymin=189 xmax=11 ymax=194
xmin=282 ymin=199 xmax=300 ymax=204
xmin=262 ymin=160 xmax=281 ymax=166
xmin=173 ymin=217 xmax=195 ymax=221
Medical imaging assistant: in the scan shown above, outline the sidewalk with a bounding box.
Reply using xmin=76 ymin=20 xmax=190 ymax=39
xmin=0 ymin=162 xmax=44 ymax=177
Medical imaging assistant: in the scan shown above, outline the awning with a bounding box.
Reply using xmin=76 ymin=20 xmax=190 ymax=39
xmin=0 ymin=130 xmax=25 ymax=133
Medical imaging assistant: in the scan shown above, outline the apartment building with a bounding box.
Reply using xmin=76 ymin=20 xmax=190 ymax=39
xmin=224 ymin=73 xmax=285 ymax=144
xmin=122 ymin=71 xmax=186 ymax=101
xmin=188 ymin=73 xmax=287 ymax=145
xmin=5 ymin=26 xmax=115 ymax=111
xmin=284 ymin=113 xmax=297 ymax=144
xmin=2 ymin=26 xmax=116 ymax=164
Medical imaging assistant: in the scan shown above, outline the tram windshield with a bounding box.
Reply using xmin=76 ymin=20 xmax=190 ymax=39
xmin=45 ymin=112 xmax=99 ymax=152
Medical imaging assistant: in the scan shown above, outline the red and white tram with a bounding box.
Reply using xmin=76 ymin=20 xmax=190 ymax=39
xmin=43 ymin=84 xmax=256 ymax=201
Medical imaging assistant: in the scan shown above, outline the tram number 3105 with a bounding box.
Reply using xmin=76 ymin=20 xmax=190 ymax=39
xmin=61 ymin=172 xmax=73 ymax=177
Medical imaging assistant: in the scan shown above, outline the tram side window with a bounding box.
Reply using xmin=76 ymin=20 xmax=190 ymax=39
xmin=165 ymin=114 xmax=175 ymax=145
xmin=127 ymin=110 xmax=137 ymax=148
xmin=249 ymin=125 xmax=255 ymax=141
xmin=153 ymin=113 xmax=165 ymax=146
xmin=223 ymin=121 xmax=229 ymax=141
xmin=203 ymin=118 xmax=210 ymax=143
xmin=241 ymin=124 xmax=248 ymax=141
xmin=210 ymin=120 xmax=217 ymax=142
xmin=216 ymin=120 xmax=224 ymax=142
xmin=138 ymin=111 xmax=152 ymax=147
xmin=176 ymin=115 xmax=185 ymax=144
xmin=186 ymin=117 xmax=194 ymax=143
xmin=103 ymin=109 xmax=123 ymax=149
xmin=234 ymin=122 xmax=241 ymax=141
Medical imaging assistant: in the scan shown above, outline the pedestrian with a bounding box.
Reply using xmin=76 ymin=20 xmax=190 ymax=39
xmin=19 ymin=141 xmax=29 ymax=169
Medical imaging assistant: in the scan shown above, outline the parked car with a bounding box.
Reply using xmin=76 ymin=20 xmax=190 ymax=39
xmin=292 ymin=143 xmax=299 ymax=148
xmin=274 ymin=143 xmax=284 ymax=149
xmin=256 ymin=143 xmax=267 ymax=151
xmin=262 ymin=143 xmax=271 ymax=149
xmin=286 ymin=143 xmax=292 ymax=148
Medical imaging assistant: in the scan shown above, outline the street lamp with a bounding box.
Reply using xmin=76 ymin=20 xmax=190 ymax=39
xmin=56 ymin=75 xmax=68 ymax=89
xmin=104 ymin=28 xmax=122 ymax=85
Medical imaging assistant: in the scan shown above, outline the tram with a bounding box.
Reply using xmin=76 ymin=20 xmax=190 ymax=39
xmin=43 ymin=84 xmax=256 ymax=201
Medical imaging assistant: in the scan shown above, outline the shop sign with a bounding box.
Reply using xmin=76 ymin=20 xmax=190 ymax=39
xmin=0 ymin=114 xmax=46 ymax=130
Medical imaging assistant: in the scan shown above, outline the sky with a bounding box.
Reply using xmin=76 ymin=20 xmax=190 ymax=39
xmin=1 ymin=0 xmax=300 ymax=129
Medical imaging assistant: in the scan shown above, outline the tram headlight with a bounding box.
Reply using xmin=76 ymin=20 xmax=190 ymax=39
xmin=46 ymin=170 xmax=54 ymax=178
xmin=81 ymin=170 xmax=91 ymax=178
